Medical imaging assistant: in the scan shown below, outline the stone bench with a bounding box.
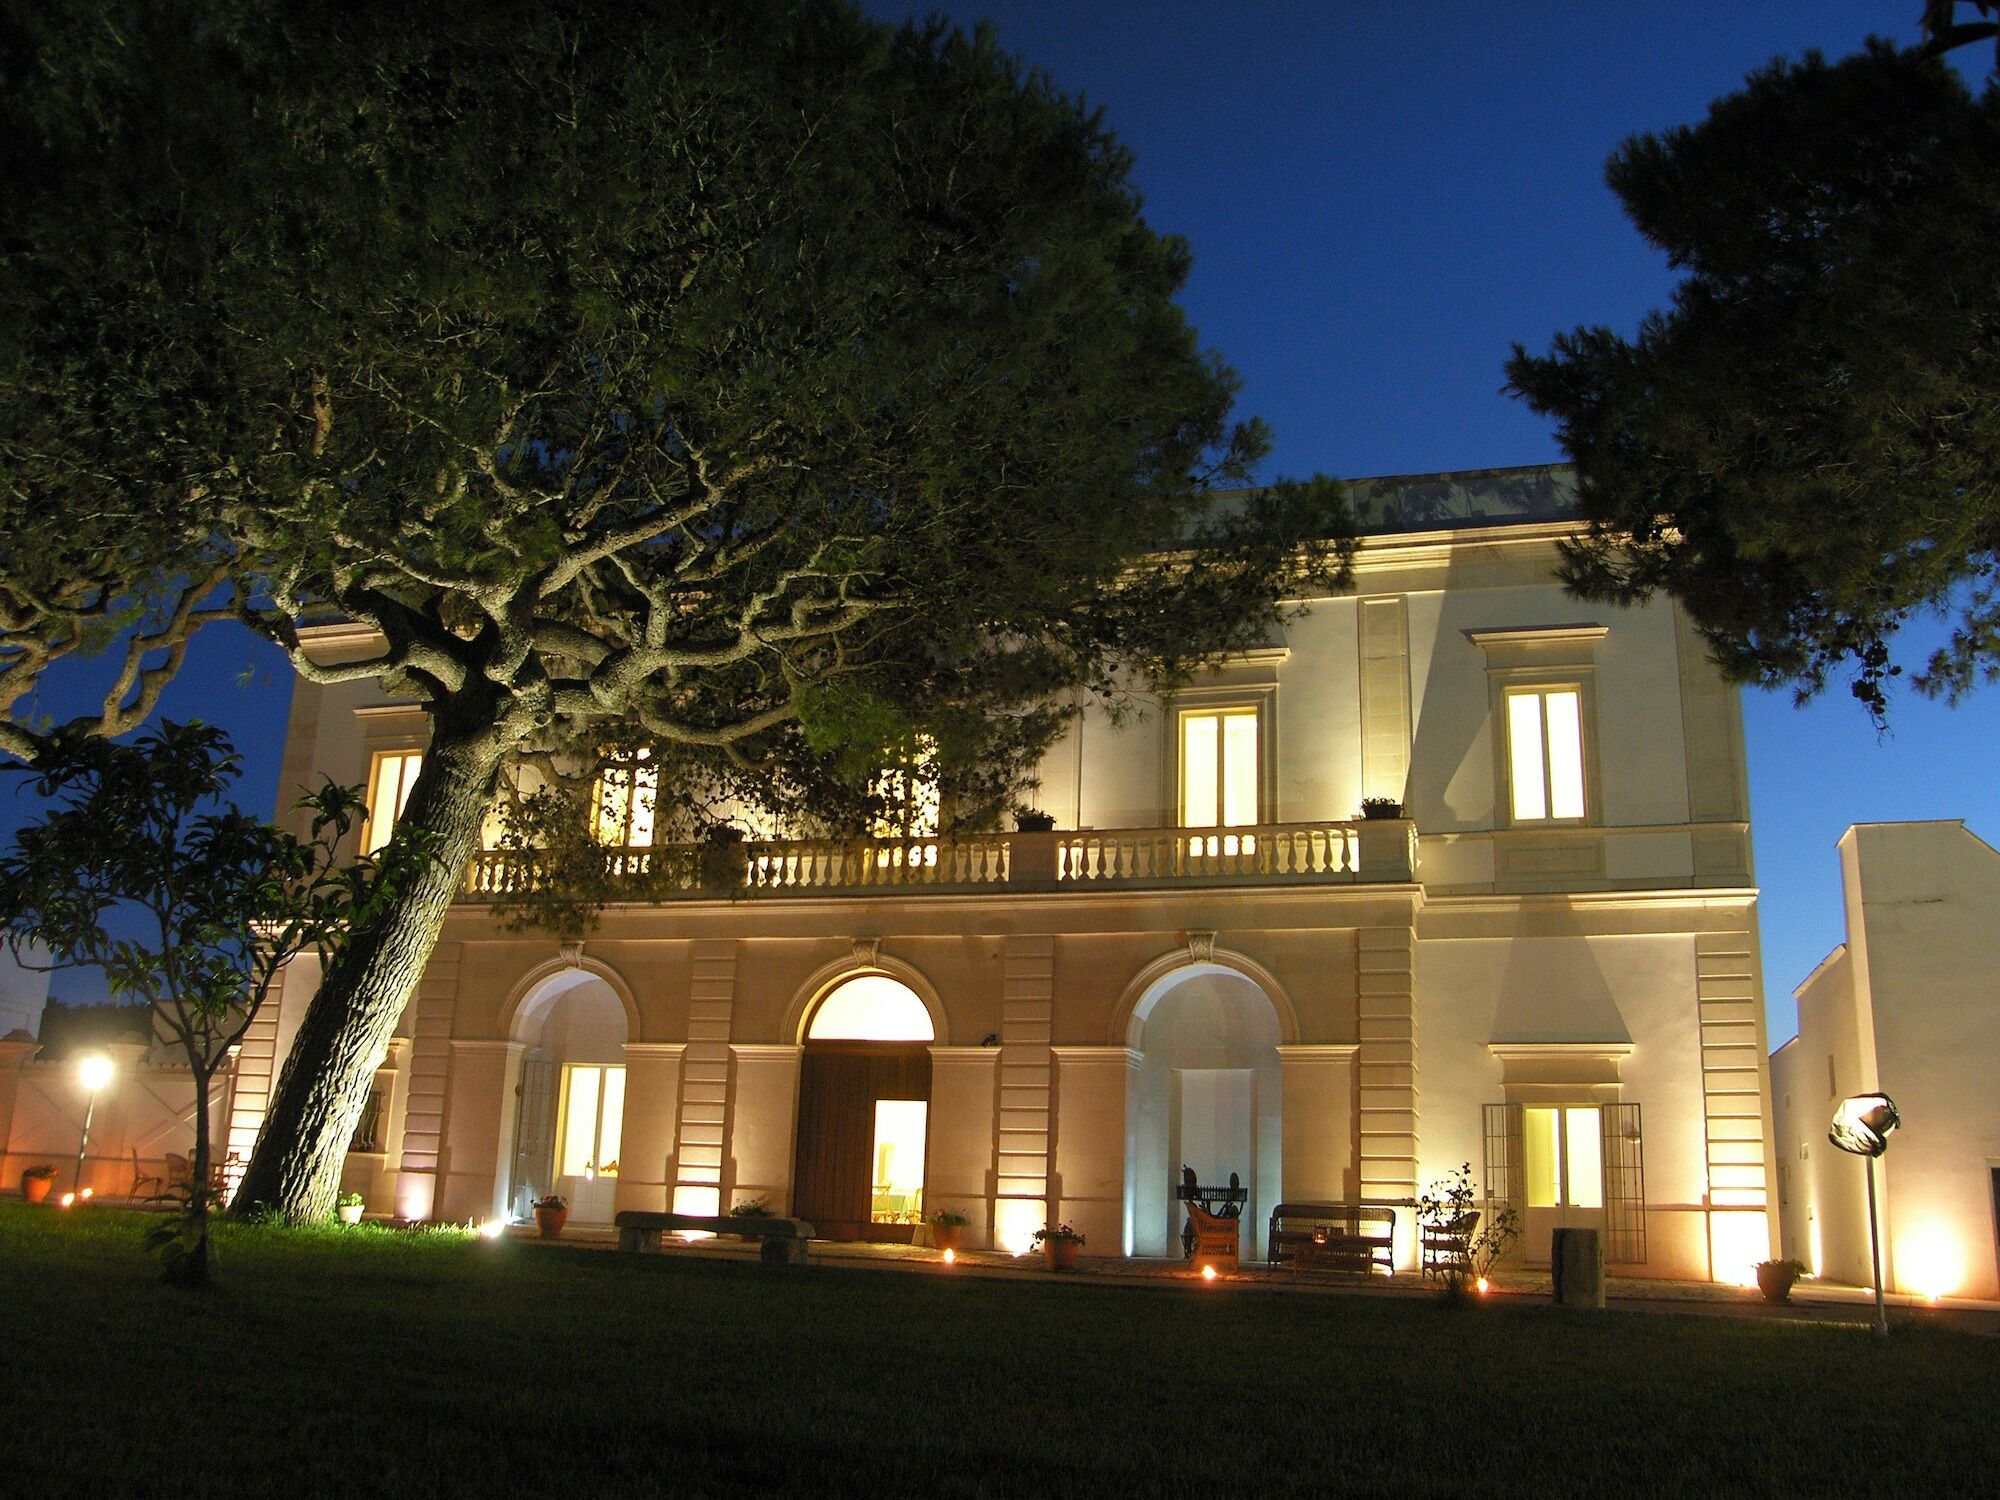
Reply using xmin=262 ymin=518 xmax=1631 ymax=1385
xmin=614 ymin=1210 xmax=817 ymax=1264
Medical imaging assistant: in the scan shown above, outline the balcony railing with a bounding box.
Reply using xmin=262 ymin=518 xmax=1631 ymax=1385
xmin=461 ymin=818 xmax=1415 ymax=902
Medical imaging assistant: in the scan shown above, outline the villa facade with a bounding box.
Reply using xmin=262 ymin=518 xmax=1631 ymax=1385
xmin=181 ymin=464 xmax=1777 ymax=1279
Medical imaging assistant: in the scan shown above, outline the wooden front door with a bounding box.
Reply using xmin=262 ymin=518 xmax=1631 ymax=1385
xmin=792 ymin=1041 xmax=931 ymax=1242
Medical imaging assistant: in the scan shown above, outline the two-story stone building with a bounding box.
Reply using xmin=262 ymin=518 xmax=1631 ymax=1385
xmin=216 ymin=463 xmax=1778 ymax=1280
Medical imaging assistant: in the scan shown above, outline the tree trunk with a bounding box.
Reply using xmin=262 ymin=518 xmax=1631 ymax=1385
xmin=231 ymin=708 xmax=508 ymax=1222
xmin=173 ymin=1060 xmax=214 ymax=1288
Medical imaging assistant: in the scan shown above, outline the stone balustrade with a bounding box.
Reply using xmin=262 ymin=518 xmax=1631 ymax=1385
xmin=461 ymin=818 xmax=1416 ymax=901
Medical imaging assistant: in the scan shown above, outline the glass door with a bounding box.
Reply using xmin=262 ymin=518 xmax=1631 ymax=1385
xmin=1522 ymin=1105 xmax=1604 ymax=1262
xmin=556 ymin=1064 xmax=626 ymax=1223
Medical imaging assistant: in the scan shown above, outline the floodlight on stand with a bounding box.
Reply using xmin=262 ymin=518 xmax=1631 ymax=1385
xmin=1829 ymin=1092 xmax=1900 ymax=1337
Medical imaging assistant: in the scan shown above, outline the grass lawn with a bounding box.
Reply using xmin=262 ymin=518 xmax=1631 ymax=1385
xmin=4 ymin=1205 xmax=1995 ymax=1497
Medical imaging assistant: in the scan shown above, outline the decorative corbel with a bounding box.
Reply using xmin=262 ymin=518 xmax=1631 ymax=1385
xmin=1183 ymin=930 xmax=1217 ymax=965
xmin=851 ymin=937 xmax=882 ymax=968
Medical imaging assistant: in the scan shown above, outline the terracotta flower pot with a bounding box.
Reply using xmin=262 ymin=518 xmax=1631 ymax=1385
xmin=932 ymin=1224 xmax=965 ymax=1254
xmin=1756 ymin=1262 xmax=1799 ymax=1304
xmin=21 ymin=1172 xmax=54 ymax=1205
xmin=535 ymin=1205 xmax=569 ymax=1240
xmin=1043 ymin=1237 xmax=1080 ymax=1271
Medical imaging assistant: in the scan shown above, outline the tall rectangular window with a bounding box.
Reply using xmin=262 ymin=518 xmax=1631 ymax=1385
xmin=595 ymin=757 xmax=658 ymax=847
xmin=557 ymin=1064 xmax=625 ymax=1179
xmin=1179 ymin=709 xmax=1259 ymax=828
xmin=364 ymin=750 xmax=424 ymax=854
xmin=1506 ymin=687 xmax=1585 ymax=822
xmin=1523 ymin=1105 xmax=1604 ymax=1209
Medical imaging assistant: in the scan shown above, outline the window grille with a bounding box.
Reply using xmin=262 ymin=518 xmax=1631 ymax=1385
xmin=1600 ymin=1102 xmax=1647 ymax=1264
xmin=1482 ymin=1103 xmax=1523 ymax=1217
xmin=346 ymin=1087 xmax=386 ymax=1154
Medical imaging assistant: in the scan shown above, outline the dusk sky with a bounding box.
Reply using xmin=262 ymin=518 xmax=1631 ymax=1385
xmin=6 ymin=1 xmax=1993 ymax=1041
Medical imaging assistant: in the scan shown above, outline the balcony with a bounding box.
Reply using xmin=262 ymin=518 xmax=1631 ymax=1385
xmin=461 ymin=818 xmax=1417 ymax=902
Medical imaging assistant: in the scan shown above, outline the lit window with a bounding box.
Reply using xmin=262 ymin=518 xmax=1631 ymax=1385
xmin=558 ymin=1065 xmax=625 ymax=1179
xmin=1506 ymin=687 xmax=1585 ymax=822
xmin=364 ymin=750 xmax=424 ymax=854
xmin=1523 ymin=1105 xmax=1602 ymax=1209
xmin=595 ymin=756 xmax=657 ymax=847
xmin=1179 ymin=709 xmax=1259 ymax=828
xmin=807 ymin=976 xmax=934 ymax=1042
xmin=870 ymin=1099 xmax=928 ymax=1225
xmin=870 ymin=739 xmax=940 ymax=838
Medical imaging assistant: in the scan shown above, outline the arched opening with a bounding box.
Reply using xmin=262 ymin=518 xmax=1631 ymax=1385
xmin=1124 ymin=965 xmax=1283 ymax=1259
xmin=505 ymin=970 xmax=629 ymax=1224
xmin=792 ymin=975 xmax=934 ymax=1242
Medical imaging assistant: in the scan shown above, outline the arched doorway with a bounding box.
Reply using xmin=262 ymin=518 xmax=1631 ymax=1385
xmin=506 ymin=970 xmax=630 ymax=1224
xmin=1124 ymin=966 xmax=1284 ymax=1259
xmin=791 ymin=975 xmax=934 ymax=1242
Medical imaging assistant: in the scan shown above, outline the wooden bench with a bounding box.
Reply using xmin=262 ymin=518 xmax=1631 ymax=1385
xmin=615 ymin=1210 xmax=816 ymax=1264
xmin=1267 ymin=1203 xmax=1396 ymax=1276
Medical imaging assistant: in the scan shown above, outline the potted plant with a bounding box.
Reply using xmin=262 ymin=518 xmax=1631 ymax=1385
xmin=1359 ymin=796 xmax=1404 ymax=820
xmin=727 ymin=1197 xmax=773 ymax=1239
xmin=930 ymin=1208 xmax=970 ymax=1254
xmin=1014 ymin=809 xmax=1056 ymax=833
xmin=335 ymin=1190 xmax=365 ymax=1225
xmin=532 ymin=1193 xmax=569 ymax=1240
xmin=1032 ymin=1221 xmax=1085 ymax=1271
xmin=20 ymin=1164 xmax=57 ymax=1205
xmin=700 ymin=823 xmax=750 ymax=890
xmin=1756 ymin=1257 xmax=1809 ymax=1304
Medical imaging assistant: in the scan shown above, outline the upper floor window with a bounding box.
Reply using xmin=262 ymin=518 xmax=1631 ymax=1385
xmin=1506 ymin=686 xmax=1586 ymax=822
xmin=363 ymin=750 xmax=424 ymax=854
xmin=1179 ymin=707 xmax=1259 ymax=828
xmin=595 ymin=756 xmax=657 ymax=848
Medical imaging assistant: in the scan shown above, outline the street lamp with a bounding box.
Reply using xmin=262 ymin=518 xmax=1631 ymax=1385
xmin=1829 ymin=1091 xmax=1900 ymax=1337
xmin=71 ymin=1052 xmax=114 ymax=1202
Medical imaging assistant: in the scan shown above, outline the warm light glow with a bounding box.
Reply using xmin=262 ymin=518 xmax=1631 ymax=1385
xmin=1898 ymin=1227 xmax=1964 ymax=1302
xmin=365 ymin=749 xmax=424 ymax=854
xmin=557 ymin=1064 xmax=625 ymax=1179
xmin=1475 ymin=1276 xmax=1490 ymax=1295
xmin=941 ymin=1248 xmax=956 ymax=1265
xmin=1565 ymin=1107 xmax=1603 ymax=1209
xmin=994 ymin=1200 xmax=1043 ymax=1256
xmin=1179 ymin=709 xmax=1259 ymax=829
xmin=1201 ymin=1264 xmax=1218 ymax=1282
xmin=1524 ymin=1106 xmax=1559 ymax=1208
xmin=77 ymin=1053 xmax=114 ymax=1092
xmin=479 ymin=1217 xmax=507 ymax=1240
xmin=59 ymin=1192 xmax=76 ymax=1208
xmin=807 ymin=975 xmax=934 ymax=1042
xmin=78 ymin=1187 xmax=94 ymax=1200
xmin=1508 ymin=687 xmax=1585 ymax=821
xmin=1710 ymin=1210 xmax=1771 ymax=1288
xmin=869 ymin=1099 xmax=928 ymax=1225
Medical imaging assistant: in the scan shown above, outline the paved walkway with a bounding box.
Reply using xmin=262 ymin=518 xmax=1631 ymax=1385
xmin=515 ymin=1223 xmax=2000 ymax=1335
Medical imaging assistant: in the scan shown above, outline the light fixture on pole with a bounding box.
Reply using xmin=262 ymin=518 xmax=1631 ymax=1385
xmin=71 ymin=1052 xmax=115 ymax=1203
xmin=1828 ymin=1091 xmax=1900 ymax=1337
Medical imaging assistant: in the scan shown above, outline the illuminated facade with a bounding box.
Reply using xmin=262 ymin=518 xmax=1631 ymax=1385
xmin=1772 ymin=821 xmax=2000 ymax=1300
xmin=100 ymin=463 xmax=1776 ymax=1279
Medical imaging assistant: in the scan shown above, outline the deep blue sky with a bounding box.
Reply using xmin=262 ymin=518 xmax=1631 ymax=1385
xmin=7 ymin=2 xmax=1994 ymax=1040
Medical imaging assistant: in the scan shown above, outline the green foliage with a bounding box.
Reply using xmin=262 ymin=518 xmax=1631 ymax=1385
xmin=22 ymin=1163 xmax=58 ymax=1181
xmin=1418 ymin=1162 xmax=1520 ymax=1298
xmin=727 ymin=1198 xmax=774 ymax=1219
xmin=0 ymin=0 xmax=1354 ymax=1215
xmin=930 ymin=1208 xmax=970 ymax=1228
xmin=0 ymin=721 xmax=407 ymax=1280
xmin=1508 ymin=37 xmax=2000 ymax=720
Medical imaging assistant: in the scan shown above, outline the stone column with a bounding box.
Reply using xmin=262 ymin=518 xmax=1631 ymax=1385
xmin=728 ymin=1043 xmax=802 ymax=1214
xmin=1051 ymin=1046 xmax=1139 ymax=1256
xmin=435 ymin=1039 xmax=522 ymax=1223
xmin=616 ymin=1042 xmax=684 ymax=1216
xmin=993 ymin=935 xmax=1056 ymax=1254
xmin=1278 ymin=1043 xmax=1359 ymax=1206
xmin=928 ymin=1045 xmax=1000 ymax=1247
